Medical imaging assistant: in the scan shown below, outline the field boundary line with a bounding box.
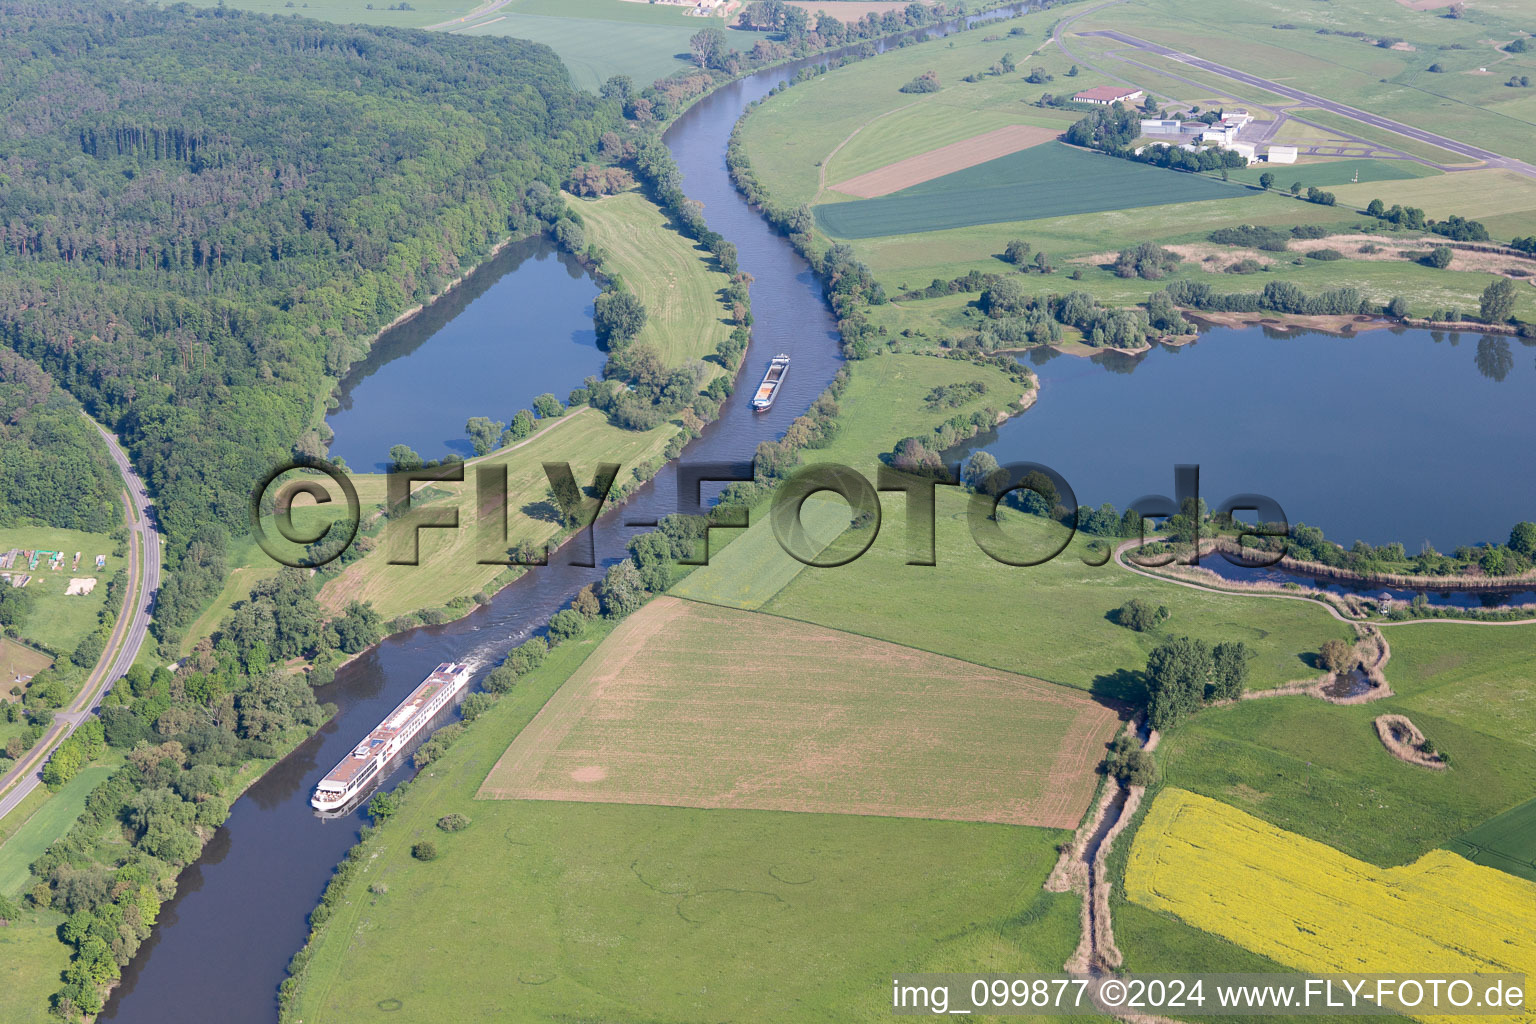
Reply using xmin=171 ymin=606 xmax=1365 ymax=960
xmin=815 ymin=100 xmax=921 ymax=204
xmin=739 ymin=599 xmax=1124 ymax=701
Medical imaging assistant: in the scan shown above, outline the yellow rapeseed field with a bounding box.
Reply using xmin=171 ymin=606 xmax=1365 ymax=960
xmin=1125 ymin=788 xmax=1536 ymax=1024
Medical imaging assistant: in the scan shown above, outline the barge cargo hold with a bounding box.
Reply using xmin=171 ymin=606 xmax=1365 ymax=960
xmin=751 ymin=354 xmax=790 ymax=411
xmin=311 ymin=661 xmax=474 ymax=813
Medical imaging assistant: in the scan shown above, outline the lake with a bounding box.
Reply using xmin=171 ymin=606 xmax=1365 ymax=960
xmin=961 ymin=324 xmax=1536 ymax=553
xmin=323 ymin=237 xmax=604 ymax=472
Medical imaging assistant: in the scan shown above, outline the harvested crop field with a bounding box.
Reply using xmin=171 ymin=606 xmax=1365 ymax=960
xmin=1126 ymin=789 xmax=1536 ymax=1022
xmin=1447 ymin=795 xmax=1536 ymax=883
xmin=814 ymin=143 xmax=1252 ymax=239
xmin=480 ymin=596 xmax=1122 ymax=828
xmin=829 ymin=124 xmax=1060 ymax=198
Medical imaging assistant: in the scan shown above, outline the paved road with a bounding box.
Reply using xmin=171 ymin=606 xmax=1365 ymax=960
xmin=1076 ymin=28 xmax=1536 ymax=179
xmin=0 ymin=418 xmax=160 ymax=822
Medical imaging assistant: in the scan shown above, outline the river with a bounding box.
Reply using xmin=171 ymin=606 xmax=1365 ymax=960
xmin=97 ymin=35 xmax=856 ymax=1024
xmin=99 ymin=3 xmax=1529 ymax=1018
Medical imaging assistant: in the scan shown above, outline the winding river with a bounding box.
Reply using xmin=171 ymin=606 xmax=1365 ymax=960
xmin=99 ymin=37 xmax=852 ymax=1024
xmin=98 ymin=5 xmax=1532 ymax=1019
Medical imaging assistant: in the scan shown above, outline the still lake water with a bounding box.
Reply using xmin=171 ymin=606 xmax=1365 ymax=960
xmin=97 ymin=3 xmax=1530 ymax=1020
xmin=323 ymin=237 xmax=603 ymax=471
xmin=962 ymin=325 xmax=1536 ymax=552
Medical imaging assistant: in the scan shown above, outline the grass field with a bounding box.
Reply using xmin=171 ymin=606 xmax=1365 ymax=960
xmin=755 ymin=433 xmax=1353 ymax=697
xmin=1387 ymin=623 xmax=1536 ymax=752
xmin=842 ymin=209 xmax=1536 ymax=321
xmin=1126 ymin=788 xmax=1536 ymax=1022
xmin=1155 ymin=694 xmax=1536 ymax=867
xmin=1216 ymin=158 xmax=1439 ymax=189
xmin=457 ymin=0 xmax=708 ymax=92
xmin=0 ymin=756 xmax=121 ymax=897
xmin=815 ymin=143 xmax=1254 ymax=238
xmin=177 ymin=567 xmax=280 ymax=658
xmin=569 ymin=188 xmax=733 ymax=372
xmin=180 ymin=0 xmax=723 ymax=91
xmin=1289 ymin=110 xmax=1484 ymax=167
xmin=669 ymin=495 xmax=852 ymax=609
xmin=1331 ymin=167 xmax=1536 ymax=242
xmin=737 ymin=0 xmax=1120 ymax=208
xmin=293 ymin=613 xmax=1085 ymax=1023
xmin=825 ymin=106 xmax=1079 ymax=193
xmin=481 ymin=596 xmax=1122 ymax=827
xmin=316 ymin=408 xmax=675 ymax=618
xmin=1084 ymin=0 xmax=1536 ymax=165
xmin=1446 ymin=795 xmax=1536 ymax=884
xmin=178 ymin=0 xmax=474 ymax=28
xmin=828 ymin=123 xmax=1062 ymax=198
xmin=0 ymin=526 xmax=120 ymax=656
xmin=0 ymin=639 xmax=52 ymax=694
xmin=0 ymin=911 xmax=71 ymax=1024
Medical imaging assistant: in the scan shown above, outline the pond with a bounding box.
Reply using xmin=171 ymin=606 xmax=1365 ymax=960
xmin=960 ymin=324 xmax=1536 ymax=553
xmin=323 ymin=237 xmax=604 ymax=472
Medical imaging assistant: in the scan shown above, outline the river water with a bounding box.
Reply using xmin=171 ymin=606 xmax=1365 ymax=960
xmin=101 ymin=6 xmax=1047 ymax=1014
xmin=98 ymin=4 xmax=1533 ymax=1019
xmin=98 ymin=37 xmax=852 ymax=1024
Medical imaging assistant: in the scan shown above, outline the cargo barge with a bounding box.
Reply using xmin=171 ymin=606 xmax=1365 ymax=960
xmin=751 ymin=354 xmax=790 ymax=411
xmin=311 ymin=661 xmax=474 ymax=813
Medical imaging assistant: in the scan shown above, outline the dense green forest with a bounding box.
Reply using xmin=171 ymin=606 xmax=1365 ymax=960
xmin=0 ymin=350 xmax=119 ymax=534
xmin=0 ymin=1 xmax=621 ymax=646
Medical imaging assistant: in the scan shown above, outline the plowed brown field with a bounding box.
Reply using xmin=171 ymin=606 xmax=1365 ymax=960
xmin=480 ymin=597 xmax=1121 ymax=828
xmin=828 ymin=123 xmax=1060 ymax=198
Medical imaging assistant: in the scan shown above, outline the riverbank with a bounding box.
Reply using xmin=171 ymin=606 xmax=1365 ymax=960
xmin=313 ymin=188 xmax=742 ymax=622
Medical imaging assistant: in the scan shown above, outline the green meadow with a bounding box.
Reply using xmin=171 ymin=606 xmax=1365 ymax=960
xmin=0 ymin=910 xmax=71 ymax=1024
xmin=0 ymin=756 xmax=123 ymax=897
xmin=1084 ymin=0 xmax=1536 ymax=164
xmin=1446 ymin=795 xmax=1536 ymax=883
xmin=457 ymin=0 xmax=711 ymax=92
xmin=1216 ymin=159 xmax=1438 ymax=189
xmin=815 ymin=143 xmax=1253 ymax=239
xmin=760 ymin=489 xmax=1353 ymax=699
xmin=0 ymin=526 xmax=121 ymax=656
xmin=1153 ymin=619 xmax=1536 ymax=868
xmin=292 ymin=617 xmax=1082 ymax=1023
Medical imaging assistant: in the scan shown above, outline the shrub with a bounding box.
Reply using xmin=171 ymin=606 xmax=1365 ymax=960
xmin=547 ymin=608 xmax=587 ymax=643
xmin=1116 ymin=598 xmax=1169 ymax=632
xmin=1318 ymin=638 xmax=1355 ymax=673
xmin=436 ymin=813 xmax=471 ymax=832
xmin=1209 ymin=225 xmax=1289 ymax=251
xmin=1306 ymin=248 xmax=1345 ymax=261
xmin=1425 ymin=245 xmax=1453 ymax=269
xmin=1102 ymin=734 xmax=1155 ymax=785
xmin=899 ymin=70 xmax=940 ymax=93
xmin=411 ymin=841 xmax=438 ymax=861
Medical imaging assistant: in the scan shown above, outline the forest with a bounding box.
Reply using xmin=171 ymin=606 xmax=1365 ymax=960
xmin=0 ymin=1 xmax=623 ymax=647
xmin=0 ymin=350 xmax=119 ymax=533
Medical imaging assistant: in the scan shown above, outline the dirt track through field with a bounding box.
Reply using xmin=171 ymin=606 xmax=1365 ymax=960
xmin=480 ymin=597 xmax=1121 ymax=828
xmin=828 ymin=124 xmax=1061 ymax=198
